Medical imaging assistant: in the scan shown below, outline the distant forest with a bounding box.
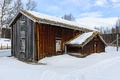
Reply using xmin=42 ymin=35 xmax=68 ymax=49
xmin=95 ymin=18 xmax=120 ymax=46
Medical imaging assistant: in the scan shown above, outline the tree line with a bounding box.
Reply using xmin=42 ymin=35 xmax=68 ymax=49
xmin=95 ymin=18 xmax=120 ymax=46
xmin=95 ymin=18 xmax=120 ymax=34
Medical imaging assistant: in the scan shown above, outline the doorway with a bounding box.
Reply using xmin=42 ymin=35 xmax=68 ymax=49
xmin=93 ymin=41 xmax=98 ymax=53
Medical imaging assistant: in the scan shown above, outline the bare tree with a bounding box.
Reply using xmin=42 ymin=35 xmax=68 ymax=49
xmin=62 ymin=13 xmax=75 ymax=21
xmin=12 ymin=0 xmax=37 ymax=18
xmin=111 ymin=27 xmax=116 ymax=34
xmin=94 ymin=26 xmax=105 ymax=34
xmin=0 ymin=0 xmax=37 ymax=38
xmin=0 ymin=0 xmax=13 ymax=38
xmin=25 ymin=0 xmax=37 ymax=11
xmin=12 ymin=0 xmax=23 ymax=16
xmin=115 ymin=17 xmax=120 ymax=33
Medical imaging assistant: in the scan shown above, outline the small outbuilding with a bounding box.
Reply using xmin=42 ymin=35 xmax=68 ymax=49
xmin=1 ymin=28 xmax=11 ymax=38
xmin=65 ymin=31 xmax=107 ymax=57
xmin=9 ymin=10 xmax=93 ymax=61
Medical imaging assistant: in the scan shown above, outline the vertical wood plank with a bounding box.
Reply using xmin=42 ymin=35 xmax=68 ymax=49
xmin=35 ymin=24 xmax=80 ymax=60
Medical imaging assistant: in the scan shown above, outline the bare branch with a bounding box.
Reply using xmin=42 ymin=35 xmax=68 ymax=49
xmin=25 ymin=0 xmax=37 ymax=11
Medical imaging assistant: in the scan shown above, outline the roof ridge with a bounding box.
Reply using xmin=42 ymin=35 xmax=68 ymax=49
xmin=20 ymin=10 xmax=93 ymax=32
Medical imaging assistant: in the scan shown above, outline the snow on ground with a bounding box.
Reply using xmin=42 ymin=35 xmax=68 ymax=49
xmin=0 ymin=49 xmax=11 ymax=57
xmin=0 ymin=46 xmax=120 ymax=80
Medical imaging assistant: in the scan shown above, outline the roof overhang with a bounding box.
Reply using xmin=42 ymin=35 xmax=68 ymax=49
xmin=66 ymin=32 xmax=108 ymax=47
xmin=66 ymin=44 xmax=82 ymax=47
xmin=8 ymin=10 xmax=93 ymax=32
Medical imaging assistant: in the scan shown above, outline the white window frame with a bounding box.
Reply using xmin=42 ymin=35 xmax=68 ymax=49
xmin=56 ymin=39 xmax=61 ymax=52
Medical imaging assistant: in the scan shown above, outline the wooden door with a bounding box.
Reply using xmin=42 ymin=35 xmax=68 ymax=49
xmin=93 ymin=41 xmax=98 ymax=53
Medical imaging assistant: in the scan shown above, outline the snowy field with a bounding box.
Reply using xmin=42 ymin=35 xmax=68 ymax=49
xmin=0 ymin=46 xmax=120 ymax=80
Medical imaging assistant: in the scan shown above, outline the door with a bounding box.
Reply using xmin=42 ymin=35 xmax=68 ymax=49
xmin=56 ymin=39 xmax=61 ymax=52
xmin=93 ymin=41 xmax=98 ymax=53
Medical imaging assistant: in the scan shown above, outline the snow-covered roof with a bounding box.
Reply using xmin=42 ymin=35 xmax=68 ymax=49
xmin=9 ymin=10 xmax=93 ymax=32
xmin=69 ymin=32 xmax=93 ymax=44
xmin=66 ymin=31 xmax=107 ymax=47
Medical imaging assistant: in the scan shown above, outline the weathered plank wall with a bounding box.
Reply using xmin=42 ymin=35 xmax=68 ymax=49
xmin=82 ymin=39 xmax=94 ymax=56
xmin=11 ymin=14 xmax=34 ymax=61
xmin=80 ymin=35 xmax=105 ymax=55
xmin=97 ymin=36 xmax=105 ymax=52
xmin=67 ymin=46 xmax=82 ymax=53
xmin=25 ymin=16 xmax=34 ymax=61
xmin=35 ymin=23 xmax=80 ymax=60
xmin=66 ymin=39 xmax=94 ymax=56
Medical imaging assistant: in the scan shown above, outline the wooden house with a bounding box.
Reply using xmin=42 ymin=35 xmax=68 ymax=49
xmin=65 ymin=31 xmax=107 ymax=57
xmin=1 ymin=28 xmax=11 ymax=39
xmin=9 ymin=10 xmax=94 ymax=61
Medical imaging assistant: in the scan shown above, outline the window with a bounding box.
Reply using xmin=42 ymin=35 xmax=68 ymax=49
xmin=20 ymin=31 xmax=25 ymax=38
xmin=56 ymin=40 xmax=61 ymax=52
xmin=20 ymin=19 xmax=26 ymax=53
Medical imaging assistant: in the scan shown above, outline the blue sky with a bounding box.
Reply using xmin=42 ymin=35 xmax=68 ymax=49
xmin=34 ymin=0 xmax=120 ymax=18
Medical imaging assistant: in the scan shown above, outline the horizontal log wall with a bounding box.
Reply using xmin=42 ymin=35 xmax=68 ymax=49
xmin=35 ymin=23 xmax=80 ymax=60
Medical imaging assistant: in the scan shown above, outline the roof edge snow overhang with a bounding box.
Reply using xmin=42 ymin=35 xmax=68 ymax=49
xmin=66 ymin=32 xmax=107 ymax=47
xmin=8 ymin=10 xmax=93 ymax=32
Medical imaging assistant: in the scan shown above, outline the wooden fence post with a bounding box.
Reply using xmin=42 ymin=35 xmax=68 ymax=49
xmin=117 ymin=33 xmax=119 ymax=51
xmin=7 ymin=44 xmax=8 ymax=49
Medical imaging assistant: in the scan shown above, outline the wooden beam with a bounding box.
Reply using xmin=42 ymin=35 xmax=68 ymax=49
xmin=65 ymin=45 xmax=67 ymax=53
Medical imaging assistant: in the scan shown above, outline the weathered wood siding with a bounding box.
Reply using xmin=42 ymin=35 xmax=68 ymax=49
xmin=35 ymin=23 xmax=80 ymax=60
xmin=67 ymin=46 xmax=82 ymax=53
xmin=11 ymin=14 xmax=34 ymax=61
xmin=67 ymin=39 xmax=94 ymax=56
xmin=79 ymin=36 xmax=105 ymax=56
xmin=82 ymin=39 xmax=94 ymax=56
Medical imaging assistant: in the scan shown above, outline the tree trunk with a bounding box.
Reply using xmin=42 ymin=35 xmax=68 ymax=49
xmin=117 ymin=34 xmax=119 ymax=51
